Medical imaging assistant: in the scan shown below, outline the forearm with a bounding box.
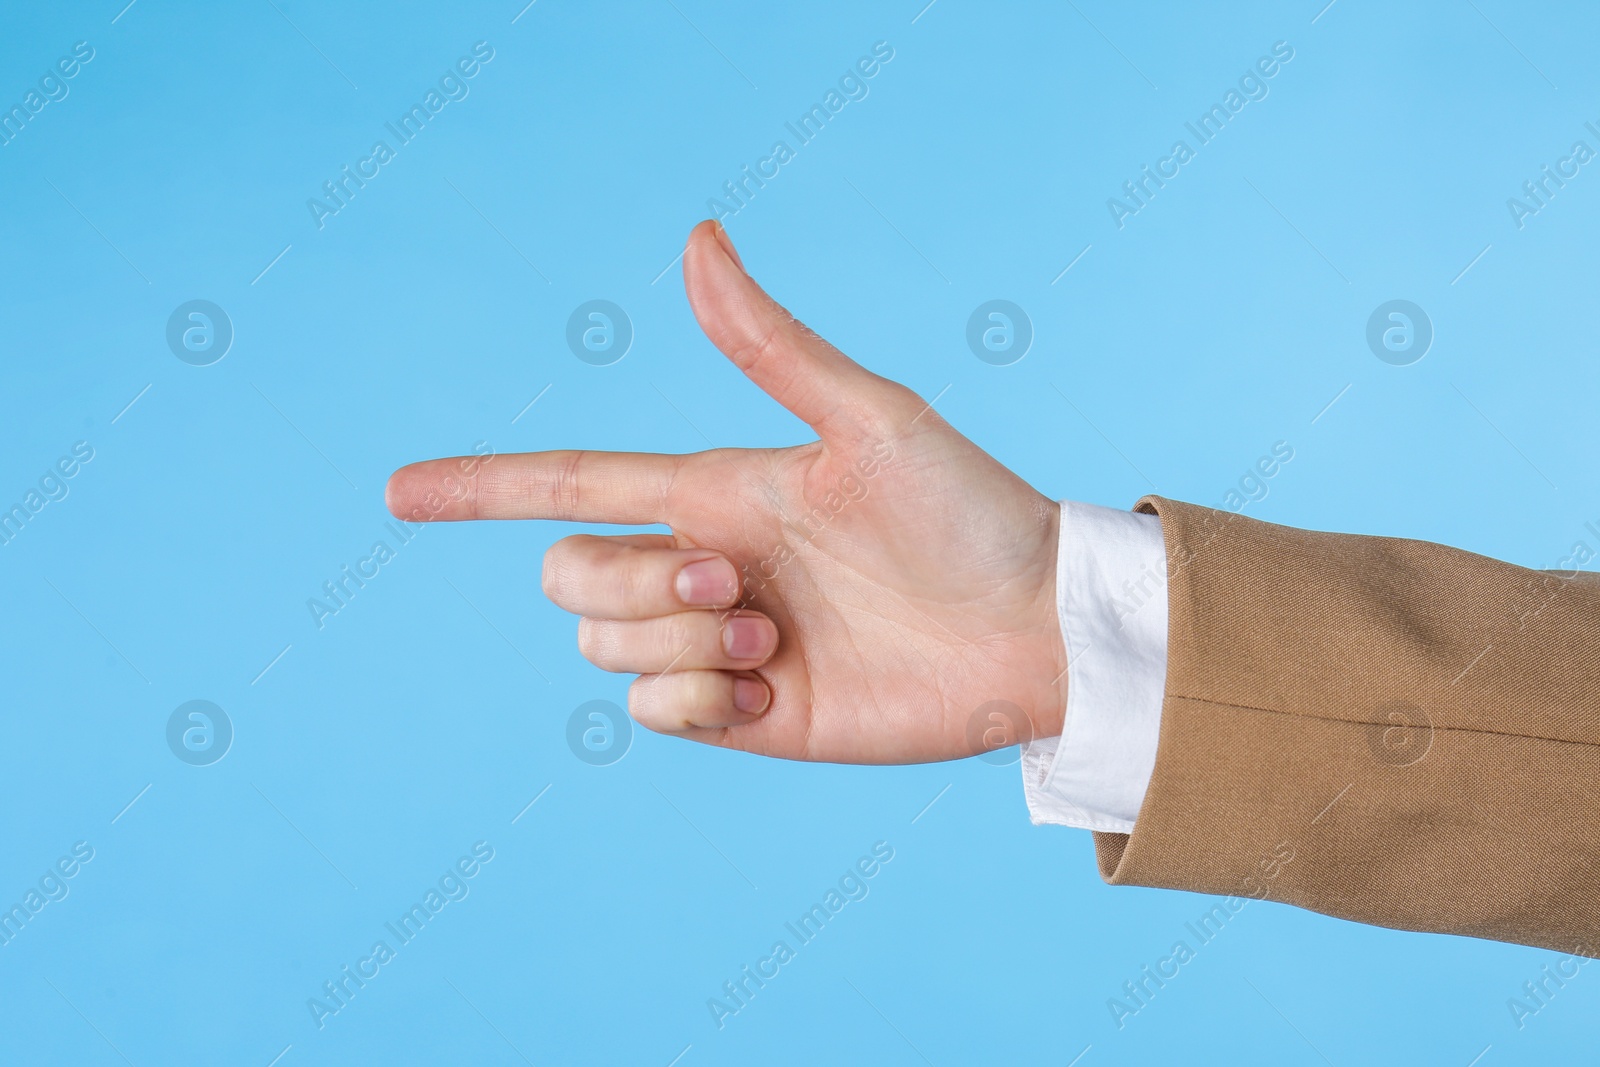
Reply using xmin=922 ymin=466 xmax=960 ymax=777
xmin=1090 ymin=497 xmax=1600 ymax=956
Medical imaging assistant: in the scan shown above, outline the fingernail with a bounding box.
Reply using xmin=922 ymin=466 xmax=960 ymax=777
xmin=722 ymin=616 xmax=774 ymax=660
xmin=733 ymin=676 xmax=770 ymax=715
xmin=676 ymin=558 xmax=737 ymax=606
xmin=712 ymin=221 xmax=746 ymax=272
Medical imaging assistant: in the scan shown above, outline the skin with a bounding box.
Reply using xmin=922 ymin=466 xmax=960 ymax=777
xmin=386 ymin=220 xmax=1068 ymax=764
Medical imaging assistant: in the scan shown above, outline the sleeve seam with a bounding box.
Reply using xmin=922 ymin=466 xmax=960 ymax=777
xmin=1164 ymin=692 xmax=1600 ymax=751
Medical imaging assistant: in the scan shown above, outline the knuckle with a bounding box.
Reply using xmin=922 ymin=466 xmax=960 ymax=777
xmin=615 ymin=547 xmax=656 ymax=616
xmin=548 ymin=451 xmax=585 ymax=520
xmin=544 ymin=536 xmax=609 ymax=611
xmin=658 ymin=455 xmax=686 ymax=522
xmin=625 ymin=678 xmax=651 ymax=720
xmin=575 ymin=617 xmax=609 ymax=664
xmin=540 ymin=545 xmax=572 ymax=602
xmin=628 ymin=674 xmax=667 ymax=726
xmin=659 ymin=613 xmax=704 ymax=664
xmin=746 ymin=321 xmax=785 ymax=369
xmin=672 ymin=669 xmax=716 ymax=707
xmin=859 ymin=381 xmax=921 ymax=436
xmin=725 ymin=315 xmax=786 ymax=376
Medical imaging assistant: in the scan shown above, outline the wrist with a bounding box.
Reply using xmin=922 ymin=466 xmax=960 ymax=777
xmin=1011 ymin=499 xmax=1075 ymax=742
xmin=1025 ymin=498 xmax=1069 ymax=742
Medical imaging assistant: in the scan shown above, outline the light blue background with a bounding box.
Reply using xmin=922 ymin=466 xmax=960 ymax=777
xmin=2 ymin=1 xmax=1596 ymax=1063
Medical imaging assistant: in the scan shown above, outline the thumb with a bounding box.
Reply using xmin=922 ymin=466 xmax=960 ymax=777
xmin=682 ymin=220 xmax=914 ymax=441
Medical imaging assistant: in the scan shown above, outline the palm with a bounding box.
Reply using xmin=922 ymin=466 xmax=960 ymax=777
xmin=389 ymin=221 xmax=1066 ymax=765
xmin=661 ymin=431 xmax=1061 ymax=762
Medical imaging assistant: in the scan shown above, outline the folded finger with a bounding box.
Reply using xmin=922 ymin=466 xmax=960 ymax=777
xmin=543 ymin=535 xmax=741 ymax=619
xmin=628 ymin=668 xmax=771 ymax=732
xmin=578 ymin=610 xmax=777 ymax=674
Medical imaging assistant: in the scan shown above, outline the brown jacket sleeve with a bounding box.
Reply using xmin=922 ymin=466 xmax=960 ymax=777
xmin=1092 ymin=497 xmax=1600 ymax=957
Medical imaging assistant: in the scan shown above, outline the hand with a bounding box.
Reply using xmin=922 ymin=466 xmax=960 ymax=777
xmin=386 ymin=221 xmax=1067 ymax=764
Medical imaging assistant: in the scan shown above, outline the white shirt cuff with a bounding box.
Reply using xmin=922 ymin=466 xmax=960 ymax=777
xmin=1021 ymin=500 xmax=1168 ymax=833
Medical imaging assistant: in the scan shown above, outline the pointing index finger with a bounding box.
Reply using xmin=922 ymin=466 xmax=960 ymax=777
xmin=385 ymin=449 xmax=683 ymax=526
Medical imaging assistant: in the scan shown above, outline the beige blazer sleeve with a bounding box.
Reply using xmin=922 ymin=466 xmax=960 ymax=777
xmin=1092 ymin=497 xmax=1600 ymax=957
